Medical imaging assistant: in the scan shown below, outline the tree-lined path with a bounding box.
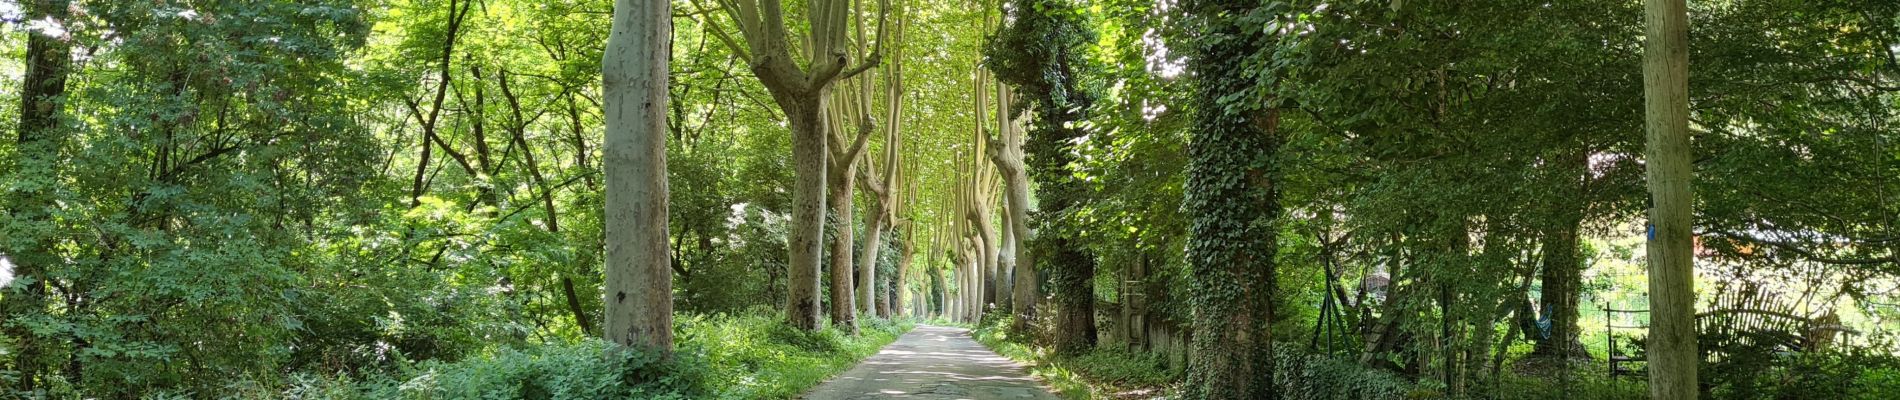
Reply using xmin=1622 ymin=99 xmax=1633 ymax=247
xmin=803 ymin=325 xmax=1059 ymax=399
xmin=6 ymin=0 xmax=1900 ymax=398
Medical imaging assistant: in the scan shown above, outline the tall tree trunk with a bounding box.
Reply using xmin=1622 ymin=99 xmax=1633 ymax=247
xmin=1182 ymin=1 xmax=1281 ymax=396
xmin=972 ymin=210 xmax=999 ymax=313
xmin=965 ymin=237 xmax=983 ymax=323
xmin=5 ymin=0 xmax=74 ymax=391
xmin=857 ymin=204 xmax=885 ymax=317
xmin=949 ymin=249 xmax=964 ymax=321
xmin=709 ymin=0 xmax=886 ymax=332
xmin=602 ymin=0 xmax=673 ymax=355
xmin=953 ymin=251 xmax=964 ymax=320
xmin=990 ymin=84 xmax=1017 ymax=315
xmin=1641 ymin=0 xmax=1702 ymax=396
xmin=1643 ymin=0 xmax=1698 ymax=397
xmin=785 ymin=100 xmax=829 ymax=331
xmin=1047 ymin=234 xmax=1097 ymax=354
xmin=996 ymin=207 xmax=1015 ymax=312
xmin=995 ymin=104 xmax=1036 ymax=334
xmin=1534 ymin=151 xmax=1589 ymax=358
xmin=859 ymin=8 xmax=908 ymax=320
xmin=826 ymin=165 xmax=860 ymax=333
xmin=935 ymin=257 xmax=950 ymax=319
xmin=986 ymin=0 xmax=1097 ymax=356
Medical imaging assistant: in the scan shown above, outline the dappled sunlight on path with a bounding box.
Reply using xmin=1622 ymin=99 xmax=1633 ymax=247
xmin=802 ymin=325 xmax=1060 ymax=399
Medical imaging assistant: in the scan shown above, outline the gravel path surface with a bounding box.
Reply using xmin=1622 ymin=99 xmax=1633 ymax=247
xmin=802 ymin=325 xmax=1062 ymax=399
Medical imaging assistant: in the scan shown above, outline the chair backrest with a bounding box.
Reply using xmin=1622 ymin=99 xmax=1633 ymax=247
xmin=1697 ymin=284 xmax=1811 ymax=356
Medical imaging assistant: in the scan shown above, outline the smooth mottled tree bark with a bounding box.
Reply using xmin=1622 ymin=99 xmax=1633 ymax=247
xmin=857 ymin=199 xmax=886 ymax=316
xmin=990 ymin=87 xmax=1037 ymax=333
xmin=886 ymin=220 xmax=913 ymax=318
xmin=826 ymin=154 xmax=864 ymax=333
xmin=1181 ymin=0 xmax=1281 ymax=397
xmin=857 ymin=9 xmax=909 ymax=320
xmin=970 ymin=204 xmax=999 ymax=312
xmin=964 ymin=63 xmax=1000 ymax=320
xmin=5 ymin=0 xmax=73 ymax=391
xmin=602 ymin=0 xmax=673 ymax=354
xmin=996 ymin=202 xmax=1016 ymax=311
xmin=1642 ymin=0 xmax=1698 ymax=398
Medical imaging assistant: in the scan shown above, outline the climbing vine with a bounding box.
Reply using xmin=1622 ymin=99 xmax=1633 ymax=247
xmin=984 ymin=0 xmax=1103 ymax=355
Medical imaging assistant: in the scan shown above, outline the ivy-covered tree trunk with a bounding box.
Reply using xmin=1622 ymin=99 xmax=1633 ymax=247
xmin=1045 ymin=234 xmax=1098 ymax=353
xmin=4 ymin=0 xmax=74 ymax=391
xmin=1642 ymin=0 xmax=1698 ymax=397
xmin=601 ymin=0 xmax=673 ymax=355
xmin=985 ymin=0 xmax=1100 ymax=357
xmin=1181 ymin=0 xmax=1282 ymax=396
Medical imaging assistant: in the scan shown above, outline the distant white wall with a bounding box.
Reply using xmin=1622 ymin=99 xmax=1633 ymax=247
xmin=0 ymin=253 xmax=13 ymax=287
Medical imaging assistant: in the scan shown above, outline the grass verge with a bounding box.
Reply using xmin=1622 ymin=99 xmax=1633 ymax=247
xmin=969 ymin=315 xmax=1179 ymax=399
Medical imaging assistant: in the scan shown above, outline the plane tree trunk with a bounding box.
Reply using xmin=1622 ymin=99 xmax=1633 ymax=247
xmin=602 ymin=0 xmax=673 ymax=354
xmin=703 ymin=0 xmax=888 ymax=331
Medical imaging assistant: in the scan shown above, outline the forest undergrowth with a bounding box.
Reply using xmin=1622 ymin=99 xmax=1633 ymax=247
xmin=225 ymin=312 xmax=909 ymax=400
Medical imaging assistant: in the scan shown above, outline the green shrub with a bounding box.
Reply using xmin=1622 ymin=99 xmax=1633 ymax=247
xmin=1703 ymin=345 xmax=1900 ymax=400
xmin=276 ymin=311 xmax=912 ymax=400
xmin=279 ymin=341 xmax=704 ymax=400
xmin=1270 ymin=344 xmax=1414 ymax=400
xmin=1068 ymin=348 xmax=1180 ymax=388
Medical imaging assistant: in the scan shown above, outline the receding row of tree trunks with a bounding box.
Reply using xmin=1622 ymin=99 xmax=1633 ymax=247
xmin=944 ymin=46 xmax=1006 ymax=325
xmin=857 ymin=8 xmax=911 ymax=321
xmin=704 ymin=0 xmax=887 ymax=332
xmin=951 ymin=148 xmax=998 ymax=324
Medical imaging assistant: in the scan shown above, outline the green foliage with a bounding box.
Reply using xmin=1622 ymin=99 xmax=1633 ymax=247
xmin=1702 ymin=343 xmax=1900 ymax=399
xmin=1268 ymin=344 xmax=1414 ymax=400
xmin=289 ymin=341 xmax=704 ymax=400
xmin=1067 ymin=348 xmax=1180 ymax=389
xmin=272 ymin=311 xmax=912 ymax=400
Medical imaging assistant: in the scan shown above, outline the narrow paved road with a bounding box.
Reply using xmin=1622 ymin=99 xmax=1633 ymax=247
xmin=803 ymin=325 xmax=1062 ymax=399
